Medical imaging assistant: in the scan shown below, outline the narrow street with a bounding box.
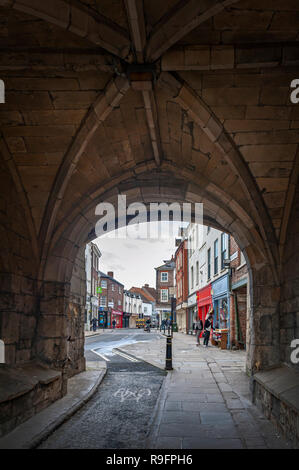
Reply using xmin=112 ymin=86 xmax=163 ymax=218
xmin=37 ymin=329 xmax=166 ymax=449
xmin=37 ymin=330 xmax=292 ymax=449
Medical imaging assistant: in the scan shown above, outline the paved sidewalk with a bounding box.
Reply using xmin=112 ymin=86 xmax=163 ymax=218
xmin=119 ymin=332 xmax=292 ymax=449
xmin=85 ymin=329 xmax=111 ymax=337
xmin=0 ymin=361 xmax=106 ymax=449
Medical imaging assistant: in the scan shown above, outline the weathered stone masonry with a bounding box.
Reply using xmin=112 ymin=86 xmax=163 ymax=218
xmin=0 ymin=0 xmax=299 ymax=444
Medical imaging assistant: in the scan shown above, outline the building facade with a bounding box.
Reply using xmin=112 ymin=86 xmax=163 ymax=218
xmin=229 ymin=237 xmax=249 ymax=350
xmin=84 ymin=242 xmax=101 ymax=331
xmin=155 ymin=257 xmax=176 ymax=325
xmin=123 ymin=290 xmax=142 ymax=328
xmin=99 ymin=271 xmax=124 ymax=329
xmin=175 ymin=238 xmax=188 ymax=333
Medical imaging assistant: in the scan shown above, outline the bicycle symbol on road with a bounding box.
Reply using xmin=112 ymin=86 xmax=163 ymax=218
xmin=113 ymin=387 xmax=151 ymax=403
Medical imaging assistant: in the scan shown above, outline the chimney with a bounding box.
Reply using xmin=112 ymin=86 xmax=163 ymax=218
xmin=144 ymin=284 xmax=149 ymax=287
xmin=108 ymin=271 xmax=114 ymax=278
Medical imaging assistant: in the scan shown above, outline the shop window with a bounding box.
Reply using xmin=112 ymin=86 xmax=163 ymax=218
xmin=0 ymin=340 xmax=4 ymax=363
xmin=215 ymin=299 xmax=228 ymax=329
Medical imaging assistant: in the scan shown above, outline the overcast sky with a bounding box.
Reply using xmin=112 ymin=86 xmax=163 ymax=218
xmin=93 ymin=222 xmax=184 ymax=290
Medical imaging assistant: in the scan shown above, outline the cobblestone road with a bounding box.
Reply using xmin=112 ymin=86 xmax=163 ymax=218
xmin=38 ymin=331 xmax=166 ymax=449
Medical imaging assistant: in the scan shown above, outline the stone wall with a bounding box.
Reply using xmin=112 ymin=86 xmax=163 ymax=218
xmin=35 ymin=245 xmax=87 ymax=386
xmin=0 ymin=156 xmax=37 ymax=366
xmin=67 ymin=246 xmax=86 ymax=378
xmin=280 ymin=182 xmax=299 ymax=371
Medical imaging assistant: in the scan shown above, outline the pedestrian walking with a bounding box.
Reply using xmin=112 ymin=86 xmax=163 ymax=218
xmin=92 ymin=317 xmax=97 ymax=332
xmin=160 ymin=319 xmax=166 ymax=333
xmin=203 ymin=309 xmax=214 ymax=347
xmin=195 ymin=318 xmax=203 ymax=346
xmin=112 ymin=319 xmax=116 ymax=329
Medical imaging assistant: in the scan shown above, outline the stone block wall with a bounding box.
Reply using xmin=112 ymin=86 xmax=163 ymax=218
xmin=66 ymin=246 xmax=86 ymax=378
xmin=280 ymin=182 xmax=299 ymax=370
xmin=35 ymin=245 xmax=87 ymax=384
xmin=253 ymin=380 xmax=299 ymax=448
xmin=0 ymin=158 xmax=37 ymax=366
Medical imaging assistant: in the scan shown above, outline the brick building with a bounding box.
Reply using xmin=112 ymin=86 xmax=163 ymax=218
xmin=229 ymin=237 xmax=249 ymax=350
xmin=98 ymin=271 xmax=124 ymax=329
xmin=155 ymin=257 xmax=176 ymax=324
xmin=175 ymin=239 xmax=188 ymax=333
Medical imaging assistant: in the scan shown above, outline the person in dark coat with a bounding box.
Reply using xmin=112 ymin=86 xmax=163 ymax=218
xmin=195 ymin=318 xmax=204 ymax=346
xmin=203 ymin=310 xmax=214 ymax=347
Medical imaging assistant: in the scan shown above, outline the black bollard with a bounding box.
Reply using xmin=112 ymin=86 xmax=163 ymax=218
xmin=165 ymin=334 xmax=173 ymax=370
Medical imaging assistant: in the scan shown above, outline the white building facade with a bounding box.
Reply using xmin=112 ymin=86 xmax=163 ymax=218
xmin=85 ymin=242 xmax=101 ymax=331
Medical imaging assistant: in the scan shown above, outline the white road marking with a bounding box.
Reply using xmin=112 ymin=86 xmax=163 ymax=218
xmin=91 ymin=349 xmax=111 ymax=362
xmin=112 ymin=349 xmax=139 ymax=362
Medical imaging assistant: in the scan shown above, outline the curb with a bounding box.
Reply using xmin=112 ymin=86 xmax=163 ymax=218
xmin=0 ymin=365 xmax=107 ymax=449
xmin=146 ymin=370 xmax=172 ymax=448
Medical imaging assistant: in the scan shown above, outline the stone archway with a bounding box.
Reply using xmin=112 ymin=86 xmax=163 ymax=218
xmin=1 ymin=0 xmax=299 ymax=440
xmin=37 ymin=164 xmax=280 ymax=383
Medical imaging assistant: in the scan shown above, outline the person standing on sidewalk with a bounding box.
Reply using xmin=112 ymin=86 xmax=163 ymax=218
xmin=91 ymin=317 xmax=97 ymax=332
xmin=203 ymin=310 xmax=214 ymax=347
xmin=195 ymin=318 xmax=203 ymax=346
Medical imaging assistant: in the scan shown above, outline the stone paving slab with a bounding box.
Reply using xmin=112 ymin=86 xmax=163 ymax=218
xmin=119 ymin=332 xmax=293 ymax=449
xmin=0 ymin=361 xmax=106 ymax=449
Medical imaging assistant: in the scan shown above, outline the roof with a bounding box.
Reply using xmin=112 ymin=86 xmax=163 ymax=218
xmin=155 ymin=259 xmax=175 ymax=271
xmin=129 ymin=287 xmax=155 ymax=303
xmin=142 ymin=285 xmax=157 ymax=301
xmin=99 ymin=270 xmax=124 ymax=287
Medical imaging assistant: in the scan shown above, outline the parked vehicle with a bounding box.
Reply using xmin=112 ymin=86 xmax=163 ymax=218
xmin=136 ymin=318 xmax=145 ymax=329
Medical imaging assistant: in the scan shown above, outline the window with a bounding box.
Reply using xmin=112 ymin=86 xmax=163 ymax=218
xmin=111 ymin=284 xmax=115 ymax=291
xmin=161 ymin=289 xmax=168 ymax=302
xmin=214 ymin=239 xmax=218 ymax=275
xmin=196 ymin=261 xmax=199 ymax=285
xmin=221 ymin=233 xmax=228 ymax=270
xmin=100 ymin=296 xmax=107 ymax=307
xmin=144 ymin=306 xmax=147 ymax=313
xmin=191 ymin=266 xmax=194 ymax=290
xmin=119 ymin=286 xmax=121 ymax=294
xmin=207 ymin=248 xmax=211 ymax=280
xmin=161 ymin=272 xmax=168 ymax=282
xmin=207 ymin=226 xmax=210 ymax=234
xmin=101 ymin=280 xmax=107 ymax=288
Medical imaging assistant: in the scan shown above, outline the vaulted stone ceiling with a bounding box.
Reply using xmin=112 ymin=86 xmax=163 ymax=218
xmin=0 ymin=0 xmax=299 ymax=278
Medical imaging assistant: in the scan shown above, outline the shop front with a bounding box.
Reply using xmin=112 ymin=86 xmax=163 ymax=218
xmin=187 ymin=292 xmax=197 ymax=334
xmin=122 ymin=312 xmax=130 ymax=328
xmin=196 ymin=284 xmax=212 ymax=324
xmin=98 ymin=307 xmax=107 ymax=328
xmin=176 ymin=302 xmax=187 ymax=333
xmin=211 ymin=274 xmax=230 ymax=348
xmin=111 ymin=308 xmax=123 ymax=328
